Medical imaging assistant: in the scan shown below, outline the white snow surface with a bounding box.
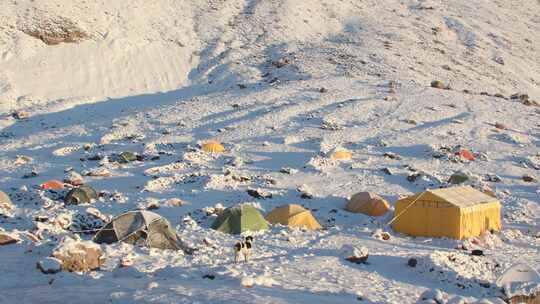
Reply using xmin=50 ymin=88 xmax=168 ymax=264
xmin=1 ymin=0 xmax=540 ymax=303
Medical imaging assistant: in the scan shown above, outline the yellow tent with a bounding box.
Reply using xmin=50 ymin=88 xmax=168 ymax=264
xmin=201 ymin=141 xmax=225 ymax=153
xmin=345 ymin=192 xmax=390 ymax=216
xmin=330 ymin=148 xmax=353 ymax=161
xmin=392 ymin=186 xmax=501 ymax=240
xmin=266 ymin=204 xmax=322 ymax=230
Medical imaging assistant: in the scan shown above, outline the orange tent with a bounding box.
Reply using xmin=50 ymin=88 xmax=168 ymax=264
xmin=266 ymin=204 xmax=322 ymax=230
xmin=41 ymin=180 xmax=65 ymax=190
xmin=345 ymin=192 xmax=390 ymax=216
xmin=457 ymin=149 xmax=475 ymax=161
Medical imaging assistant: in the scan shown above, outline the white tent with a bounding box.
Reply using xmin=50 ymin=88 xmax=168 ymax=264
xmin=497 ymin=264 xmax=540 ymax=286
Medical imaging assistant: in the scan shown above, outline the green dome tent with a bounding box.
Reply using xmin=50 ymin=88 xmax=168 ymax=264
xmin=211 ymin=204 xmax=269 ymax=234
xmin=64 ymin=185 xmax=98 ymax=205
xmin=116 ymin=152 xmax=138 ymax=164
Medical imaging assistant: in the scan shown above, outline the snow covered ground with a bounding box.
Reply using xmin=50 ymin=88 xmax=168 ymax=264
xmin=0 ymin=0 xmax=539 ymax=303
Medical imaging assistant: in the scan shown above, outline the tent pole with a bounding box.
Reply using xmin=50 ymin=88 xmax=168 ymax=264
xmin=386 ymin=190 xmax=427 ymax=227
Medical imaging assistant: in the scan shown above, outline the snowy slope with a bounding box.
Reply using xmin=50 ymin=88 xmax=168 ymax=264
xmin=0 ymin=0 xmax=539 ymax=303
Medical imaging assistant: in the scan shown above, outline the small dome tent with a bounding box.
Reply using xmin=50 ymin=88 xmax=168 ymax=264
xmin=201 ymin=141 xmax=225 ymax=153
xmin=41 ymin=180 xmax=65 ymax=190
xmin=211 ymin=204 xmax=268 ymax=234
xmin=266 ymin=204 xmax=322 ymax=230
xmin=330 ymin=148 xmax=353 ymax=161
xmin=64 ymin=185 xmax=98 ymax=205
xmin=345 ymin=192 xmax=390 ymax=217
xmin=497 ymin=264 xmax=540 ymax=286
xmin=497 ymin=264 xmax=540 ymax=304
xmin=116 ymin=151 xmax=138 ymax=163
xmin=93 ymin=210 xmax=194 ymax=253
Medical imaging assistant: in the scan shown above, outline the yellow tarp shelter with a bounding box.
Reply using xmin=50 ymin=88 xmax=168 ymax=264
xmin=392 ymin=186 xmax=501 ymax=240
xmin=266 ymin=204 xmax=322 ymax=230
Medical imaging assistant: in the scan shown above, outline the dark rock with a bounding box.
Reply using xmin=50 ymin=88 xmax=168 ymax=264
xmin=272 ymin=58 xmax=290 ymax=68
xmin=12 ymin=111 xmax=30 ymax=120
xmin=431 ymin=80 xmax=445 ymax=89
xmin=383 ymin=152 xmax=401 ymax=160
xmin=300 ymin=192 xmax=313 ymax=199
xmin=485 ymin=174 xmax=502 ymax=183
xmin=247 ymin=188 xmax=272 ymax=199
xmin=280 ymin=167 xmax=298 ymax=175
xmin=346 ymin=255 xmax=369 ymax=264
xmin=407 ymin=172 xmax=422 ymax=182
xmin=523 ymin=175 xmax=537 ymax=183
xmin=23 ymin=171 xmax=38 ymax=179
xmin=493 ymin=57 xmax=504 ymax=65
xmin=471 ymin=249 xmax=484 ymax=256
xmin=381 ymin=167 xmax=394 ymax=175
xmin=479 ymin=282 xmax=490 ymax=288
xmin=87 ymin=154 xmax=103 ymax=161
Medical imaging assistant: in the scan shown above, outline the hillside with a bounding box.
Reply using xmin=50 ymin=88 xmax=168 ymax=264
xmin=0 ymin=1 xmax=539 ymax=303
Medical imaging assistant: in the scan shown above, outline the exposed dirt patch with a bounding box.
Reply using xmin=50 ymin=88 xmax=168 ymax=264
xmin=20 ymin=13 xmax=88 ymax=45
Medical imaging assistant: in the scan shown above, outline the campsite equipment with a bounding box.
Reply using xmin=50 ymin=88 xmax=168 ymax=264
xmin=64 ymin=185 xmax=98 ymax=205
xmin=498 ymin=264 xmax=540 ymax=286
xmin=116 ymin=151 xmax=138 ymax=163
xmin=498 ymin=264 xmax=540 ymax=304
xmin=93 ymin=210 xmax=193 ymax=253
xmin=266 ymin=204 xmax=321 ymax=230
xmin=391 ymin=186 xmax=501 ymax=239
xmin=457 ymin=149 xmax=475 ymax=161
xmin=345 ymin=192 xmax=390 ymax=217
xmin=201 ymin=141 xmax=225 ymax=153
xmin=330 ymin=149 xmax=353 ymax=160
xmin=211 ymin=204 xmax=268 ymax=234
xmin=41 ymin=180 xmax=65 ymax=190
xmin=448 ymin=171 xmax=471 ymax=184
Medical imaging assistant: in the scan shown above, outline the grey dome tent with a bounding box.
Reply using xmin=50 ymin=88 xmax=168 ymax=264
xmin=93 ymin=210 xmax=194 ymax=254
